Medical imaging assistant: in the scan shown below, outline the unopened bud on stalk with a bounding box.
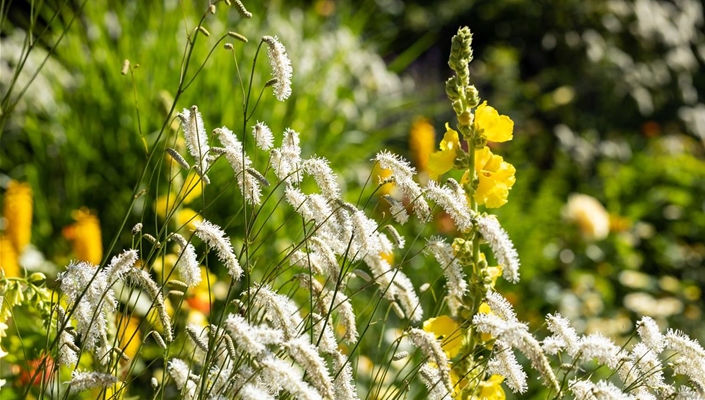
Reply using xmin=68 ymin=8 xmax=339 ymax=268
xmin=166 ymin=148 xmax=190 ymax=170
xmin=144 ymin=234 xmax=161 ymax=248
xmin=150 ymin=331 xmax=167 ymax=349
xmin=449 ymin=27 xmax=473 ymax=69
xmin=232 ymin=0 xmax=252 ymax=18
xmin=264 ymin=78 xmax=278 ymax=88
xmin=208 ymin=4 xmax=216 ymax=14
xmin=392 ymin=351 xmax=409 ymax=361
xmin=228 ymin=31 xmax=248 ymax=43
xmin=466 ymin=85 xmax=480 ymax=107
xmin=131 ymin=223 xmax=143 ymax=235
xmin=121 ymin=59 xmax=130 ymax=75
xmin=445 ymin=76 xmax=461 ymax=101
xmin=197 ymin=26 xmax=211 ymax=37
xmin=28 ymin=272 xmax=46 ymax=283
xmin=224 ymin=43 xmax=233 ymax=50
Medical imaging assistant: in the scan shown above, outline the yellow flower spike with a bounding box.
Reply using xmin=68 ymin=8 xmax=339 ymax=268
xmin=474 ymin=101 xmax=513 ymax=143
xmin=0 ymin=235 xmax=19 ymax=277
xmin=2 ymin=181 xmax=33 ymax=253
xmin=422 ymin=315 xmax=463 ymax=358
xmin=476 ymin=375 xmax=506 ymax=400
xmin=474 ymin=147 xmax=516 ymax=208
xmin=408 ymin=117 xmax=436 ymax=173
xmin=62 ymin=208 xmax=103 ymax=265
xmin=428 ymin=123 xmax=461 ymax=179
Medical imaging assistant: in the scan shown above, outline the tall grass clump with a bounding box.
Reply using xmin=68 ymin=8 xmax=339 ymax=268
xmin=2 ymin=1 xmax=705 ymax=399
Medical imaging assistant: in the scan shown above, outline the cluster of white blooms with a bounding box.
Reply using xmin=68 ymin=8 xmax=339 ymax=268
xmin=271 ymin=128 xmax=303 ymax=185
xmin=374 ymin=150 xmax=431 ymax=222
xmin=475 ymin=214 xmax=520 ymax=283
xmin=214 ymin=126 xmax=262 ymax=205
xmin=59 ymin=260 xmax=119 ymax=363
xmin=193 ymin=219 xmax=242 ymax=280
xmin=177 ymin=105 xmax=210 ymax=176
xmin=252 ymin=121 xmax=274 ymax=151
xmin=262 ymin=35 xmax=293 ymax=101
xmin=424 ymin=236 xmax=467 ymax=317
xmin=424 ymin=179 xmax=473 ymax=232
xmin=170 ymin=233 xmax=201 ymax=287
xmin=67 ymin=370 xmax=118 ymax=392
xmin=168 ymin=282 xmax=360 ymax=400
xmin=475 ymin=291 xmax=705 ymax=398
xmin=408 ymin=328 xmax=454 ymax=394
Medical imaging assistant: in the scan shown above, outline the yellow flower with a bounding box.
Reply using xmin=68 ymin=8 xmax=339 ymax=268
xmin=422 ymin=315 xmax=463 ymax=358
xmin=62 ymin=208 xmax=103 ymax=265
xmin=473 ymin=147 xmax=516 ymax=208
xmin=2 ymin=181 xmax=33 ymax=253
xmin=474 ymin=101 xmax=513 ymax=143
xmin=409 ymin=117 xmax=436 ymax=173
xmin=428 ymin=123 xmax=461 ymax=179
xmin=475 ymin=375 xmax=506 ymax=400
xmin=0 ymin=235 xmax=19 ymax=278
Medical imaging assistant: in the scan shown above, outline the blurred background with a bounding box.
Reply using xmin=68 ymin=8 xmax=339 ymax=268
xmin=1 ymin=0 xmax=704 ymax=397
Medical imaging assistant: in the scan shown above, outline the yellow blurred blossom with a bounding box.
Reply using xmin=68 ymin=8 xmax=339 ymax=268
xmin=408 ymin=117 xmax=436 ymax=173
xmin=563 ymin=194 xmax=610 ymax=241
xmin=116 ymin=314 xmax=142 ymax=360
xmin=175 ymin=208 xmax=203 ymax=232
xmin=155 ymin=193 xmax=177 ymax=219
xmin=181 ymin=171 xmax=204 ymax=204
xmin=473 ymin=147 xmax=516 ymax=208
xmin=2 ymin=181 xmax=33 ymax=252
xmin=0 ymin=235 xmax=19 ymax=277
xmin=474 ymin=101 xmax=513 ymax=143
xmin=372 ymin=163 xmax=394 ymax=197
xmin=475 ymin=375 xmax=506 ymax=400
xmin=428 ymin=123 xmax=461 ymax=179
xmin=422 ymin=315 xmax=463 ymax=358
xmin=62 ymin=208 xmax=103 ymax=265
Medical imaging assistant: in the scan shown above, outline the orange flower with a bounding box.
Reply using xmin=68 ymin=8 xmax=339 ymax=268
xmin=116 ymin=314 xmax=142 ymax=361
xmin=372 ymin=163 xmax=394 ymax=197
xmin=62 ymin=208 xmax=103 ymax=265
xmin=2 ymin=181 xmax=33 ymax=253
xmin=409 ymin=117 xmax=436 ymax=173
xmin=0 ymin=235 xmax=19 ymax=277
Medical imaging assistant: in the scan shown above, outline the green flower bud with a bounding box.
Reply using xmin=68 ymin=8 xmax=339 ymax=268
xmin=28 ymin=272 xmax=46 ymax=284
xmin=466 ymin=85 xmax=480 ymax=108
xmin=445 ymin=76 xmax=461 ymax=101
